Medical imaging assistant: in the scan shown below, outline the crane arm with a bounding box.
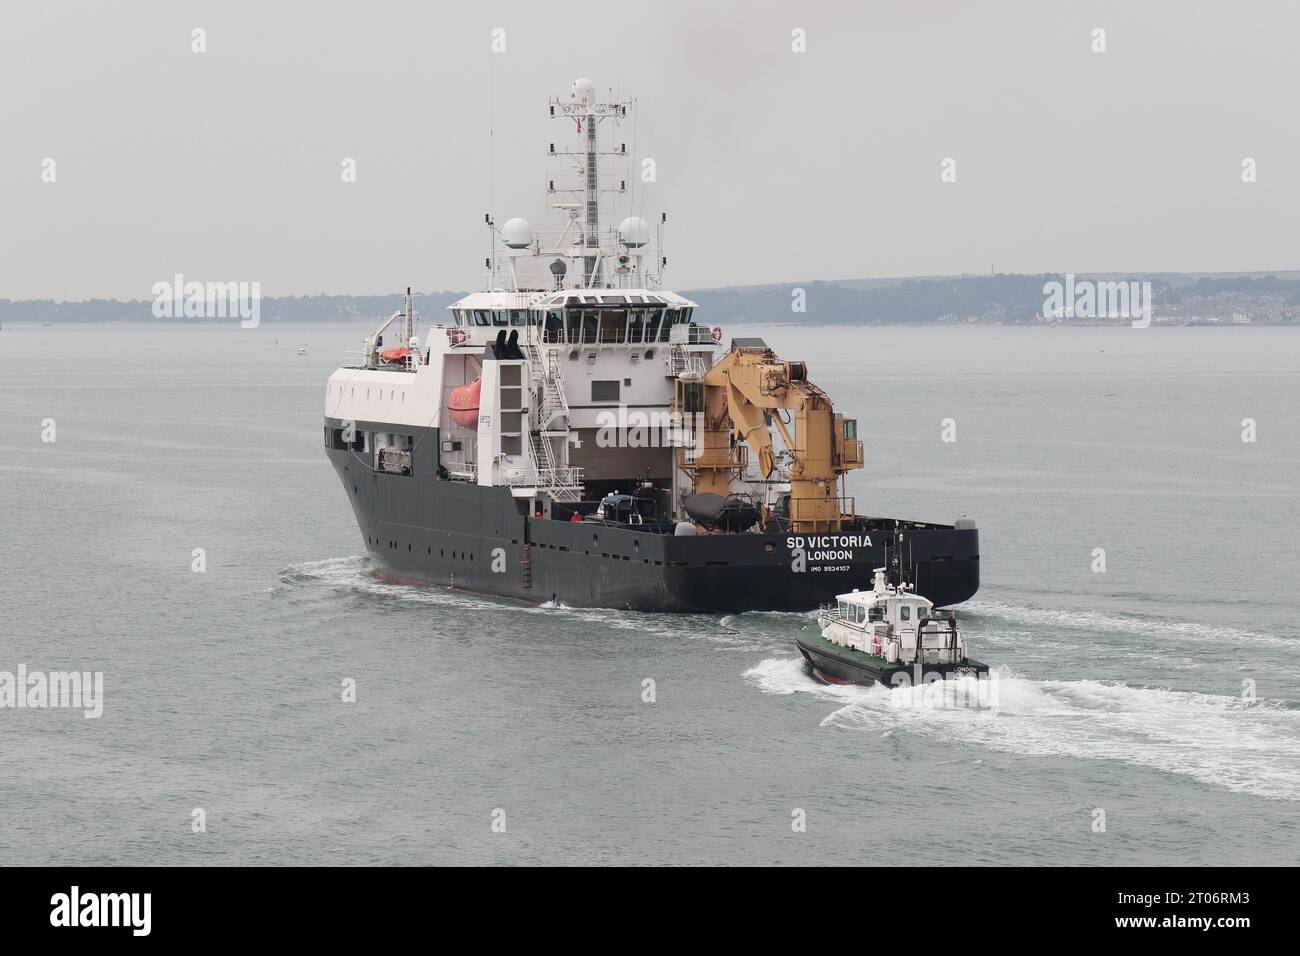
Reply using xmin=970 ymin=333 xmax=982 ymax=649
xmin=676 ymin=341 xmax=862 ymax=533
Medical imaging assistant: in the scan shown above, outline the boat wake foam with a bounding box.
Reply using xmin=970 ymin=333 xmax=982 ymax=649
xmin=964 ymin=599 xmax=1298 ymax=650
xmin=277 ymin=556 xmax=801 ymax=649
xmin=744 ymin=657 xmax=1300 ymax=800
xmin=276 ymin=555 xmax=507 ymax=612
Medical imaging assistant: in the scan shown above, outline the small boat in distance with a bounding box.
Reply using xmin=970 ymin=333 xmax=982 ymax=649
xmin=797 ymin=569 xmax=988 ymax=686
xmin=297 ymin=346 xmax=308 ymax=355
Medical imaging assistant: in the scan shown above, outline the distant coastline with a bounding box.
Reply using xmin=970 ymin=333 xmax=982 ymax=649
xmin=5 ymin=271 xmax=1299 ymax=327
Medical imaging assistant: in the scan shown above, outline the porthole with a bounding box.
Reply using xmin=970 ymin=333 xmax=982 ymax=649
xmin=764 ymin=541 xmax=776 ymax=553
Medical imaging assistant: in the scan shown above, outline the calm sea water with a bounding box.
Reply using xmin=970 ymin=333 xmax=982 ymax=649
xmin=1 ymin=321 xmax=1298 ymax=865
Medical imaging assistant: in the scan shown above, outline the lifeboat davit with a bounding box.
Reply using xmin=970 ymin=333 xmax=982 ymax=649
xmin=448 ymin=377 xmax=481 ymax=428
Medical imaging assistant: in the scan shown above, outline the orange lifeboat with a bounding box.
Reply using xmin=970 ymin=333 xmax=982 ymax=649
xmin=448 ymin=377 xmax=481 ymax=428
xmin=380 ymin=346 xmax=411 ymax=365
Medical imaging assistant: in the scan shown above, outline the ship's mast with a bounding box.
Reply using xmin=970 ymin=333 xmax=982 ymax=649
xmin=583 ymin=109 xmax=599 ymax=287
xmin=404 ymin=286 xmax=413 ymax=344
xmin=546 ymin=79 xmax=636 ymax=291
xmin=484 ymin=79 xmax=661 ymax=293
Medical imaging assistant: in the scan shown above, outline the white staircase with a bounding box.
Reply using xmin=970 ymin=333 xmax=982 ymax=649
xmin=666 ymin=343 xmax=707 ymax=379
xmin=523 ymin=327 xmax=582 ymax=502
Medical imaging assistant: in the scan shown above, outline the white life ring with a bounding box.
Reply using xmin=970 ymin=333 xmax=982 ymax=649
xmin=448 ymin=327 xmax=468 ymax=345
xmin=711 ymin=325 xmax=723 ymax=345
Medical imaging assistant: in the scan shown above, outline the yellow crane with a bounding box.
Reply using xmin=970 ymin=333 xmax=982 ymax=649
xmin=673 ymin=341 xmax=864 ymax=532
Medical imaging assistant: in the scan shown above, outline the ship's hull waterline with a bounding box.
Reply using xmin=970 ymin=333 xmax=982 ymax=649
xmin=326 ymin=422 xmax=979 ymax=613
xmin=795 ymin=633 xmax=990 ymax=686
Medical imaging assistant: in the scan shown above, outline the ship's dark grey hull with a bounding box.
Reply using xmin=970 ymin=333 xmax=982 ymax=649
xmin=325 ymin=418 xmax=979 ymax=612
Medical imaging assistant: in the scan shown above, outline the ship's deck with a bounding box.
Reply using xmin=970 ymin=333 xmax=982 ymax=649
xmin=799 ymin=630 xmax=889 ymax=665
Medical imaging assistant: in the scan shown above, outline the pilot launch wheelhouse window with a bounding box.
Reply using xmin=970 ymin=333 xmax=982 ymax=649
xmin=592 ymin=380 xmax=620 ymax=402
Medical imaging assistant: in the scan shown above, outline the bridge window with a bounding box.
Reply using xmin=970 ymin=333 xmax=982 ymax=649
xmin=644 ymin=308 xmax=663 ymax=342
xmin=599 ymin=309 xmax=627 ymax=343
xmin=592 ymin=380 xmax=620 ymax=402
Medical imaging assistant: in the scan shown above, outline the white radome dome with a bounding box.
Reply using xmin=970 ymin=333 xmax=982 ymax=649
xmin=501 ymin=217 xmax=533 ymax=249
xmin=571 ymin=78 xmax=595 ymax=105
xmin=618 ymin=216 xmax=650 ymax=248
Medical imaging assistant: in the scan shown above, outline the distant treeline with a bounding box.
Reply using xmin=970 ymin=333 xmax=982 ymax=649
xmin=0 ymin=292 xmax=467 ymax=324
xmin=688 ymin=274 xmax=1300 ymax=325
xmin=5 ymin=274 xmax=1300 ymax=325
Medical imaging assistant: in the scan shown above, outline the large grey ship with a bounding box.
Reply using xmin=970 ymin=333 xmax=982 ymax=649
xmin=323 ymin=78 xmax=979 ymax=612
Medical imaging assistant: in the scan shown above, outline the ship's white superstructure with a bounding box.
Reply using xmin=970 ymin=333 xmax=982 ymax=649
xmin=319 ymin=76 xmax=983 ymax=613
xmin=325 ymin=79 xmax=719 ymax=516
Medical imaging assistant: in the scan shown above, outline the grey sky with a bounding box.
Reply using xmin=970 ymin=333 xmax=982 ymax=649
xmin=2 ymin=0 xmax=1296 ymax=300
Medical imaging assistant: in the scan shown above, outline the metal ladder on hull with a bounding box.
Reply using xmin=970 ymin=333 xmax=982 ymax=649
xmin=524 ymin=327 xmax=582 ymax=502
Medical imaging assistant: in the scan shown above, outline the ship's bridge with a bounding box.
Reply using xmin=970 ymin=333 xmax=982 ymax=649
xmin=443 ymin=289 xmax=706 ymax=347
